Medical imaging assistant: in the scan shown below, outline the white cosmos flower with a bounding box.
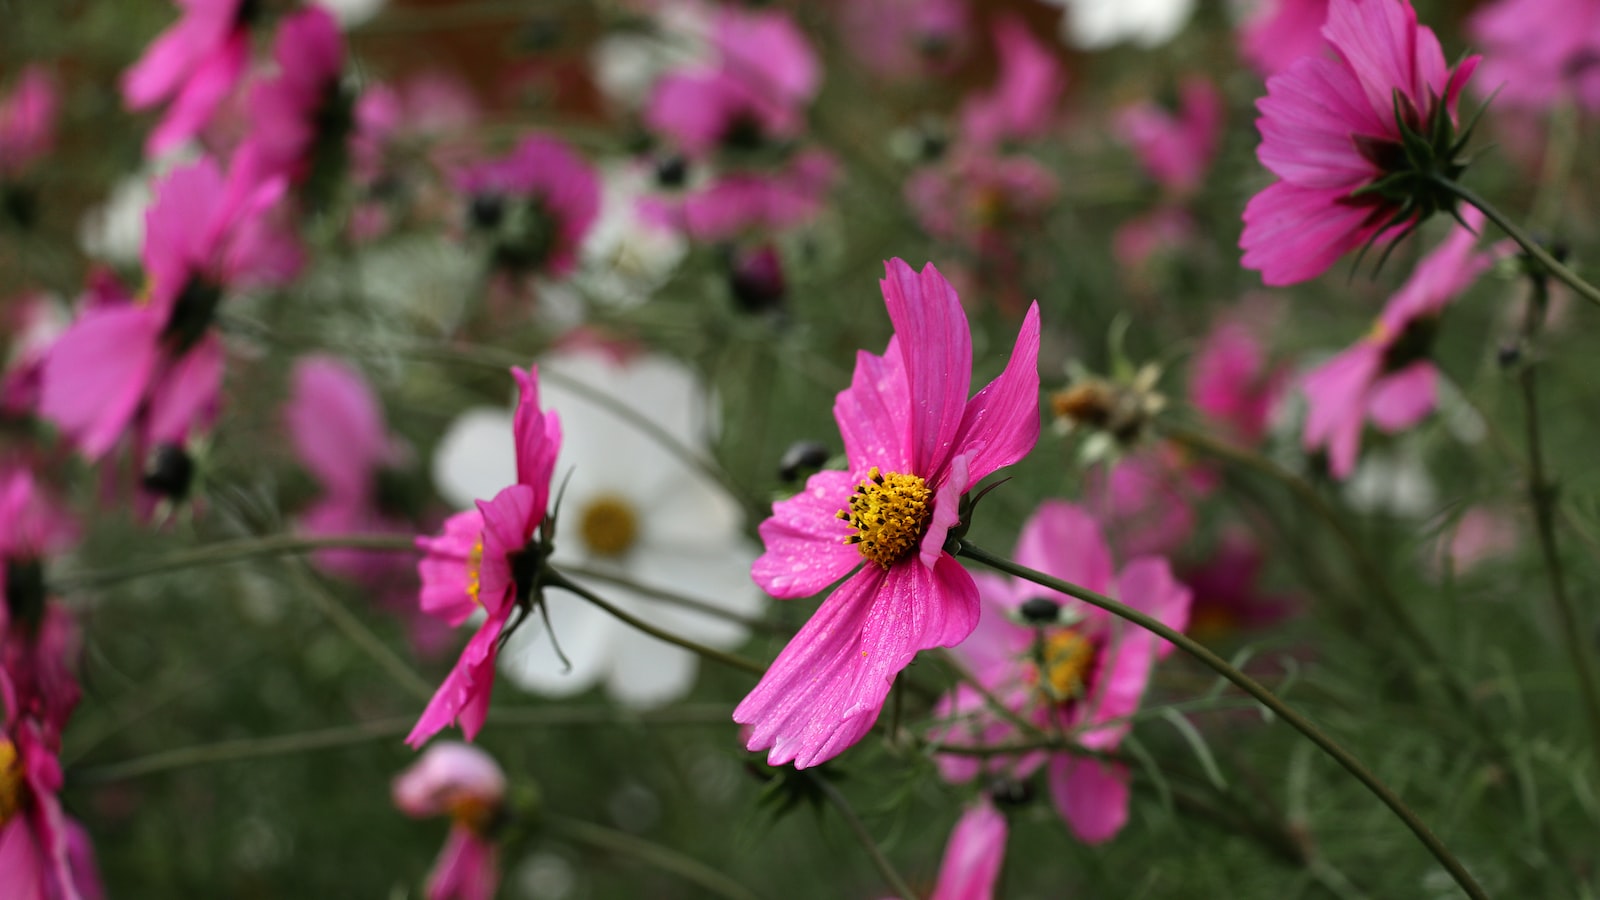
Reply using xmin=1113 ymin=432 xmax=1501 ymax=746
xmin=576 ymin=164 xmax=690 ymax=311
xmin=431 ymin=348 xmax=762 ymax=708
xmin=1045 ymin=0 xmax=1195 ymax=49
xmin=310 ymin=0 xmax=387 ymax=28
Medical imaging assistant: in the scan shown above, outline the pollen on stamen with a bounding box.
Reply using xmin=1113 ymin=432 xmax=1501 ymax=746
xmin=465 ymin=535 xmax=486 ymax=607
xmin=837 ymin=466 xmax=933 ymax=567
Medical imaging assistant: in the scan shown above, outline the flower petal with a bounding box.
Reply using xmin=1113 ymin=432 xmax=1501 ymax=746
xmin=879 ymin=259 xmax=971 ymax=477
xmin=38 ymin=306 xmax=164 ymax=460
xmin=751 ymin=469 xmax=861 ymax=598
xmin=1367 ymin=362 xmax=1436 ymax=432
xmin=1047 ymin=754 xmax=1130 ymax=844
xmin=930 ymin=799 xmax=1008 ymax=900
xmin=948 ymin=302 xmax=1041 ymax=486
xmin=834 ymin=342 xmax=912 ymax=475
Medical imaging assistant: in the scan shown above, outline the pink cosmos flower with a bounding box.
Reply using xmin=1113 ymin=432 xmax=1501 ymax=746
xmin=1468 ymin=0 xmax=1600 ymax=113
xmin=927 ymin=799 xmax=1008 ymax=900
xmin=393 ymin=742 xmax=507 ymax=900
xmin=39 ymin=155 xmax=298 ymax=461
xmin=454 ymin=136 xmax=600 ymax=279
xmin=644 ymin=7 xmax=819 ymax=159
xmin=0 ymin=294 xmax=69 ymax=419
xmin=1431 ymin=506 xmax=1518 ymax=577
xmin=0 ymin=67 xmax=57 ymax=179
xmin=1238 ymin=0 xmax=1330 ymax=77
xmin=1084 ymin=444 xmax=1217 ymax=561
xmin=906 ymin=151 xmax=1060 ymax=249
xmin=0 ymin=467 xmax=81 ymax=737
xmin=1179 ymin=530 xmax=1297 ymax=640
xmin=408 ymin=367 xmax=560 ymax=747
xmin=1301 ymin=208 xmax=1499 ymax=478
xmin=0 ymin=717 xmax=102 ymax=900
xmin=931 ymin=501 xmax=1191 ymax=844
xmin=1189 ymin=309 xmax=1288 ymax=446
xmin=959 ymin=17 xmax=1067 ymax=149
xmin=641 ymin=149 xmax=837 ymax=242
xmin=839 ymin=0 xmax=969 ymax=82
xmin=1115 ymin=77 xmax=1224 ymax=198
xmin=122 ymin=0 xmax=256 ymax=156
xmin=232 ymin=7 xmax=346 ymax=190
xmin=1240 ymin=0 xmax=1480 ymax=286
xmin=734 ymin=259 xmax=1041 ymax=769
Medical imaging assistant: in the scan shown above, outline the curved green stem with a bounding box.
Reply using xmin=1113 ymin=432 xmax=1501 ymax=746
xmin=53 ymin=533 xmax=419 ymax=591
xmin=544 ymin=814 xmax=766 ymax=900
xmin=808 ymin=771 xmax=920 ymax=900
xmin=954 ymin=539 xmax=1488 ymax=900
xmin=1435 ymin=175 xmax=1600 ymax=308
xmin=545 ymin=571 xmax=767 ymax=677
xmin=561 ymin=563 xmax=781 ymax=633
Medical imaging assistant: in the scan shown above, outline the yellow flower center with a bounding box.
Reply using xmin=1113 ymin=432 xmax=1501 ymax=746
xmin=836 ymin=467 xmax=933 ymax=568
xmin=579 ymin=494 xmax=639 ymax=558
xmin=1036 ymin=628 xmax=1096 ymax=703
xmin=0 ymin=739 xmax=23 ymax=826
xmin=445 ymin=792 xmax=499 ymax=837
xmin=465 ymin=535 xmax=485 ymax=607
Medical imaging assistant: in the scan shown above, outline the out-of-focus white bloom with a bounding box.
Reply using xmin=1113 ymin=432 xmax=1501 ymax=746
xmin=310 ymin=0 xmax=387 ymax=28
xmin=432 ymin=348 xmax=761 ymax=709
xmin=352 ymin=235 xmax=481 ymax=329
xmin=577 ymin=164 xmax=689 ymax=310
xmin=1045 ymin=0 xmax=1195 ymax=49
xmin=1344 ymin=445 xmax=1438 ymax=518
xmin=589 ymin=3 xmax=713 ymax=109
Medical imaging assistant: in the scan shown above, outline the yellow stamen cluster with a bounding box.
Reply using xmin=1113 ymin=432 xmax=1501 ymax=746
xmin=0 ymin=739 xmax=22 ymax=826
xmin=1038 ymin=628 xmax=1096 ymax=703
xmin=837 ymin=467 xmax=933 ymax=567
xmin=580 ymin=494 xmax=640 ymax=558
xmin=465 ymin=535 xmax=485 ymax=607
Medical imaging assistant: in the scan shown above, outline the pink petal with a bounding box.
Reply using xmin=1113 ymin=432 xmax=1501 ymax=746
xmin=751 ymin=469 xmax=862 ymax=598
xmin=929 ymin=799 xmax=1008 ymax=900
xmin=1048 ymin=754 xmax=1130 ymax=844
xmin=406 ymin=603 xmax=513 ymax=747
xmin=1301 ymin=344 xmax=1382 ymax=479
xmin=510 ymin=366 xmax=561 ymax=512
xmin=417 ymin=510 xmax=487 ymax=626
xmin=474 ymin=484 xmax=538 ymax=615
xmin=1366 ymin=362 xmax=1436 ymax=432
xmin=144 ymin=31 xmax=248 ymax=157
xmin=38 ymin=306 xmax=164 ymax=460
xmin=921 ymin=453 xmax=968 ymax=570
xmin=1241 ymin=182 xmax=1383 ymax=287
xmin=143 ymin=334 xmax=225 ymax=447
xmin=1013 ymin=500 xmax=1115 ymax=599
xmin=286 ymin=355 xmax=392 ymax=498
xmin=949 ymin=302 xmax=1041 ymax=486
xmin=426 ymin=826 xmax=500 ymax=900
xmin=879 ymin=260 xmax=972 ymax=478
xmin=834 ymin=341 xmax=913 ymax=475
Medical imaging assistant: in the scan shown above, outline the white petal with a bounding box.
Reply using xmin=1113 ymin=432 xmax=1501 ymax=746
xmin=498 ymin=592 xmax=617 ymax=696
xmin=623 ymin=542 xmax=763 ymax=649
xmin=432 ymin=408 xmax=517 ymax=509
xmin=605 ymin=622 xmax=701 ymax=709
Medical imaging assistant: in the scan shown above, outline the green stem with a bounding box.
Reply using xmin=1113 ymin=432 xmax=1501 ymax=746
xmin=1514 ymin=277 xmax=1600 ymax=770
xmin=1435 ymin=175 xmax=1600 ymax=308
xmin=53 ymin=533 xmax=419 ymax=591
xmin=561 ymin=563 xmax=781 ymax=633
xmin=954 ymin=539 xmax=1488 ymax=900
xmin=544 ymin=814 xmax=766 ymax=900
xmin=545 ymin=571 xmax=767 ymax=677
xmin=808 ymin=771 xmax=920 ymax=900
xmin=289 ymin=563 xmax=435 ymax=701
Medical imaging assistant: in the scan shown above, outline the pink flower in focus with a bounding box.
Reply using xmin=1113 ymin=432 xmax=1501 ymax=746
xmin=39 ymin=156 xmax=298 ymax=461
xmin=735 ymin=260 xmax=1041 ymax=769
xmin=409 ymin=367 xmax=560 ymax=747
xmin=931 ymin=501 xmax=1191 ymax=844
xmin=928 ymin=799 xmax=1008 ymax=900
xmin=1468 ymin=0 xmax=1600 ymax=113
xmin=1115 ymin=78 xmax=1224 ymax=198
xmin=1189 ymin=310 xmax=1288 ymax=446
xmin=0 ymin=67 xmax=57 ymax=178
xmin=1238 ymin=0 xmax=1330 ymax=77
xmin=644 ymin=7 xmax=819 ymax=159
xmin=1301 ymin=209 xmax=1499 ymax=478
xmin=1240 ymin=0 xmax=1480 ymax=286
xmin=393 ymin=742 xmax=506 ymax=900
xmin=0 ymin=718 xmax=102 ymax=900
xmin=233 ymin=7 xmax=347 ymax=190
xmin=959 ymin=17 xmax=1067 ymax=148
xmin=121 ymin=0 xmax=255 ymax=156
xmin=455 ymin=136 xmax=600 ymax=278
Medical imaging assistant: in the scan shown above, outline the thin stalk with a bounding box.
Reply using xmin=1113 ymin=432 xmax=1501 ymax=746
xmin=545 ymin=571 xmax=767 ymax=677
xmin=1515 ymin=277 xmax=1600 ymax=769
xmin=808 ymin=771 xmax=920 ymax=900
xmin=560 ymin=563 xmax=781 ymax=633
xmin=286 ymin=562 xmax=435 ymax=701
xmin=1436 ymin=175 xmax=1600 ymax=308
xmin=544 ymin=814 xmax=766 ymax=900
xmin=54 ymin=533 xmax=419 ymax=591
xmin=954 ymin=539 xmax=1488 ymax=900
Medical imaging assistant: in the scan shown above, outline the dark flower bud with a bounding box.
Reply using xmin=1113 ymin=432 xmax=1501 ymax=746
xmin=143 ymin=443 xmax=196 ymax=502
xmin=778 ymin=441 xmax=831 ymax=483
xmin=1019 ymin=596 xmax=1062 ymax=624
xmin=654 ymin=155 xmax=689 ymax=189
xmin=988 ymin=776 xmax=1034 ymax=808
xmin=469 ymin=193 xmax=505 ymax=230
xmin=729 ymin=245 xmax=787 ymax=316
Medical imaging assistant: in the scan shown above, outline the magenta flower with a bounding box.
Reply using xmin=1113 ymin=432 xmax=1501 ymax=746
xmin=0 ymin=717 xmax=101 ymax=900
xmin=931 ymin=501 xmax=1191 ymax=844
xmin=1240 ymin=0 xmax=1481 ymax=286
xmin=1179 ymin=530 xmax=1298 ymax=639
xmin=1468 ymin=0 xmax=1600 ymax=113
xmin=838 ymin=0 xmax=969 ymax=82
xmin=644 ymin=7 xmax=819 ymax=159
xmin=454 ymin=136 xmax=600 ymax=278
xmin=121 ymin=0 xmax=256 ymax=156
xmin=408 ymin=367 xmax=560 ymax=747
xmin=734 ymin=259 xmax=1041 ymax=769
xmin=233 ymin=7 xmax=346 ymax=190
xmin=0 ymin=66 xmax=57 ymax=179
xmin=1189 ymin=308 xmax=1288 ymax=446
xmin=959 ymin=17 xmax=1066 ymax=148
xmin=1115 ymin=77 xmax=1224 ymax=198
xmin=0 ymin=294 xmax=68 ymax=419
xmin=0 ymin=467 xmax=81 ymax=737
xmin=1301 ymin=208 xmax=1500 ymax=478
xmin=906 ymin=151 xmax=1060 ymax=250
xmin=641 ymin=150 xmax=837 ymax=242
xmin=40 ymin=155 xmax=297 ymax=461
xmin=1084 ymin=444 xmax=1217 ymax=561
xmin=1238 ymin=0 xmax=1330 ymax=77
xmin=927 ymin=799 xmax=1008 ymax=900
xmin=393 ymin=742 xmax=506 ymax=900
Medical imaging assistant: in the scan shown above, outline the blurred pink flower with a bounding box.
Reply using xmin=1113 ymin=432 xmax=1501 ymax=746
xmin=1084 ymin=444 xmax=1216 ymax=560
xmin=0 ymin=717 xmax=101 ymax=900
xmin=1240 ymin=0 xmax=1479 ymax=286
xmin=0 ymin=67 xmax=57 ymax=178
xmin=1432 ymin=506 xmax=1518 ymax=576
xmin=0 ymin=294 xmax=69 ymax=419
xmin=1115 ymin=77 xmax=1223 ymax=197
xmin=1468 ymin=0 xmax=1600 ymax=113
xmin=959 ymin=17 xmax=1066 ymax=148
xmin=409 ymin=367 xmax=560 ymax=747
xmin=454 ymin=135 xmax=600 ymax=278
xmin=233 ymin=7 xmax=346 ymax=189
xmin=40 ymin=156 xmax=298 ymax=461
xmin=644 ymin=7 xmax=819 ymax=159
xmin=1238 ymin=0 xmax=1330 ymax=77
xmin=641 ymin=149 xmax=837 ymax=242
xmin=1112 ymin=206 xmax=1195 ymax=275
xmin=1179 ymin=530 xmax=1297 ymax=639
xmin=735 ymin=260 xmax=1041 ymax=769
xmin=393 ymin=742 xmax=506 ymax=900
xmin=122 ymin=0 xmax=256 ymax=156
xmin=1301 ymin=208 xmax=1500 ymax=478
xmin=1189 ymin=310 xmax=1288 ymax=446
xmin=906 ymin=151 xmax=1059 ymax=247
xmin=931 ymin=501 xmax=1191 ymax=843
xmin=0 ymin=468 xmax=81 ymax=737
xmin=888 ymin=798 xmax=1007 ymax=900
xmin=839 ymin=0 xmax=969 ymax=81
